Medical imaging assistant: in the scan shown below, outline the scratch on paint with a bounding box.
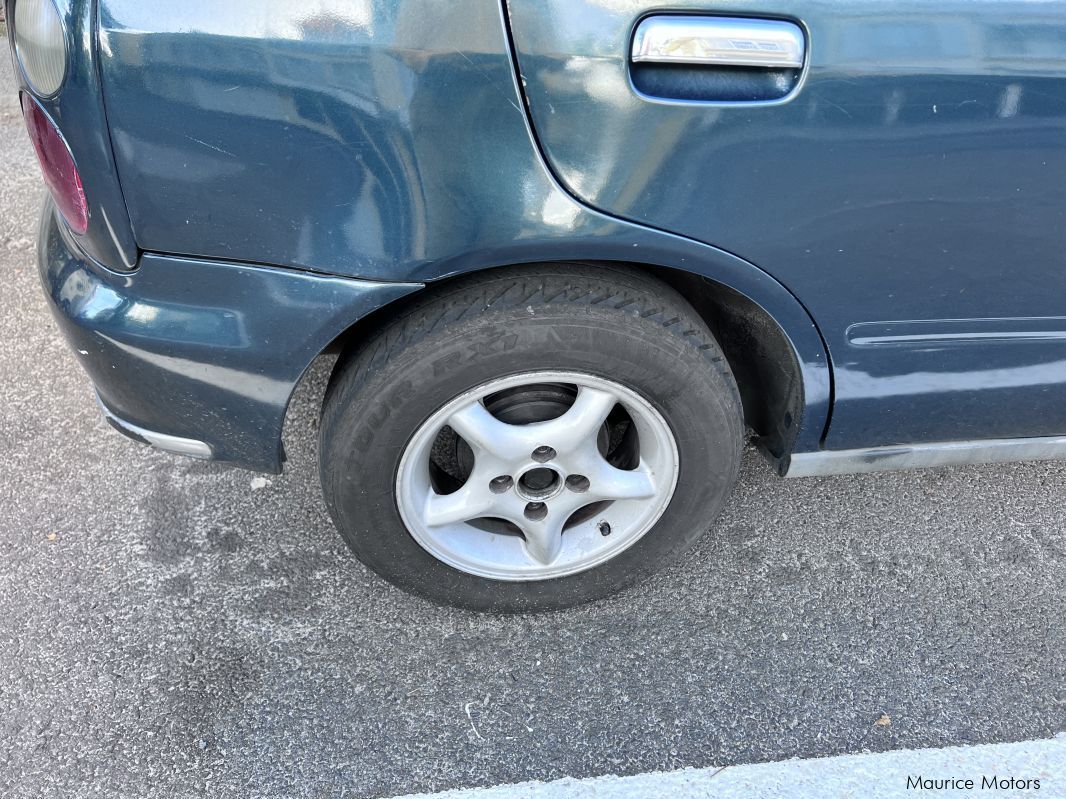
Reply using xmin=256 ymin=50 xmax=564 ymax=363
xmin=455 ymin=49 xmax=523 ymax=114
xmin=184 ymin=135 xmax=236 ymax=158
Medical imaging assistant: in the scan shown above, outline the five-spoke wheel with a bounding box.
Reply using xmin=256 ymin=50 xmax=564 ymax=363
xmin=319 ymin=264 xmax=743 ymax=610
xmin=396 ymin=372 xmax=679 ymax=580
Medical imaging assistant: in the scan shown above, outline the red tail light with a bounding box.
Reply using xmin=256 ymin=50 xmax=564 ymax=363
xmin=21 ymin=93 xmax=88 ymax=235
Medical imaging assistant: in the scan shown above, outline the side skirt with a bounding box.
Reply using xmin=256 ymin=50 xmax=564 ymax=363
xmin=785 ymin=436 xmax=1066 ymax=477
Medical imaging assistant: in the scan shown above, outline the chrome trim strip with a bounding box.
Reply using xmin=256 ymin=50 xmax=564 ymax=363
xmin=631 ymin=16 xmax=805 ymax=69
xmin=785 ymin=436 xmax=1066 ymax=477
xmin=95 ymin=391 xmax=213 ymax=460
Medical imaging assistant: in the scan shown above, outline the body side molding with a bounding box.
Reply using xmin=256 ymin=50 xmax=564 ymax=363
xmin=847 ymin=317 xmax=1066 ymax=347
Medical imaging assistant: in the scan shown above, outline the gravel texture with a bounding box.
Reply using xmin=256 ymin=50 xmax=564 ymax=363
xmin=0 ymin=42 xmax=1063 ymax=799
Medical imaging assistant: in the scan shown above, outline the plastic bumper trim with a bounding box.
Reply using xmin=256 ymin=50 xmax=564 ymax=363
xmin=95 ymin=390 xmax=213 ymax=459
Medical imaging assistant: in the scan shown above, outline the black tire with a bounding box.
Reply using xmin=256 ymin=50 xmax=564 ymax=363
xmin=319 ymin=263 xmax=743 ymax=611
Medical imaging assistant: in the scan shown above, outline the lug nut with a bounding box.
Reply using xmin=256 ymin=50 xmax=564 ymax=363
xmin=489 ymin=475 xmax=513 ymax=494
xmin=524 ymin=502 xmax=548 ymax=521
xmin=531 ymin=446 xmax=556 ymax=463
xmin=565 ymin=474 xmax=590 ymax=493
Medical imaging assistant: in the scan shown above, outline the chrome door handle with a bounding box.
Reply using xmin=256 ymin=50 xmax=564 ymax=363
xmin=631 ymin=16 xmax=805 ymax=70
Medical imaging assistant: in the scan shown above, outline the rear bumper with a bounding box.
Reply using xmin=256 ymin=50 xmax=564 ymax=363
xmin=38 ymin=201 xmax=421 ymax=472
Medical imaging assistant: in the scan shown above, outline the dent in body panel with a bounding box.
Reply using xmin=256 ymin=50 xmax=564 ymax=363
xmin=98 ymin=0 xmax=535 ymax=275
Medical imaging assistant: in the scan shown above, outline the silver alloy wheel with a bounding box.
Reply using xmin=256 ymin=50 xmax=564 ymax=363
xmin=395 ymin=371 xmax=680 ymax=581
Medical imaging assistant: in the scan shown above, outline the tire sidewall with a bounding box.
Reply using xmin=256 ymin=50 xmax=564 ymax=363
xmin=321 ymin=304 xmax=740 ymax=612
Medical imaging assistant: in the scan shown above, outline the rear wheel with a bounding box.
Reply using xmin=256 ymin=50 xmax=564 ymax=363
xmin=319 ymin=264 xmax=743 ymax=611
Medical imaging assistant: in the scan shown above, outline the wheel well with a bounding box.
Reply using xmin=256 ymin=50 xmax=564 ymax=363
xmin=641 ymin=266 xmax=804 ymax=461
xmin=321 ymin=260 xmax=805 ymax=462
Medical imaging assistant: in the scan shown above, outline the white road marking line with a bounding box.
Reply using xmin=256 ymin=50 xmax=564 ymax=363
xmin=391 ymin=737 xmax=1065 ymax=799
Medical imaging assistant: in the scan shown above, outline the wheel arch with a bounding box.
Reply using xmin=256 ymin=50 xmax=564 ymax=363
xmin=301 ymin=253 xmax=831 ymax=474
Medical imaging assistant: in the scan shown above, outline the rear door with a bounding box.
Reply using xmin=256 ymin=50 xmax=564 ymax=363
xmin=506 ymin=1 xmax=1066 ymax=450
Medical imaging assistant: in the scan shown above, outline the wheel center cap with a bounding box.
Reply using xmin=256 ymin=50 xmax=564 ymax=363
xmin=516 ymin=466 xmax=564 ymax=502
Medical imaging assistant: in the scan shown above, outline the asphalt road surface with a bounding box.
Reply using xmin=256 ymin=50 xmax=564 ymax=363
xmin=1 ymin=40 xmax=1063 ymax=799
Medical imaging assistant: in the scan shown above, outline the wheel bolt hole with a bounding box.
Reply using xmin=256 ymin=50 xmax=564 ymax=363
xmin=565 ymin=474 xmax=590 ymax=493
xmin=531 ymin=446 xmax=556 ymax=463
xmin=489 ymin=475 xmax=513 ymax=494
xmin=598 ymin=521 xmax=612 ymax=537
xmin=524 ymin=502 xmax=548 ymax=521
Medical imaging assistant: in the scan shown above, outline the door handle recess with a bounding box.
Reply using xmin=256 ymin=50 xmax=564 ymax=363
xmin=630 ymin=16 xmax=806 ymax=102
